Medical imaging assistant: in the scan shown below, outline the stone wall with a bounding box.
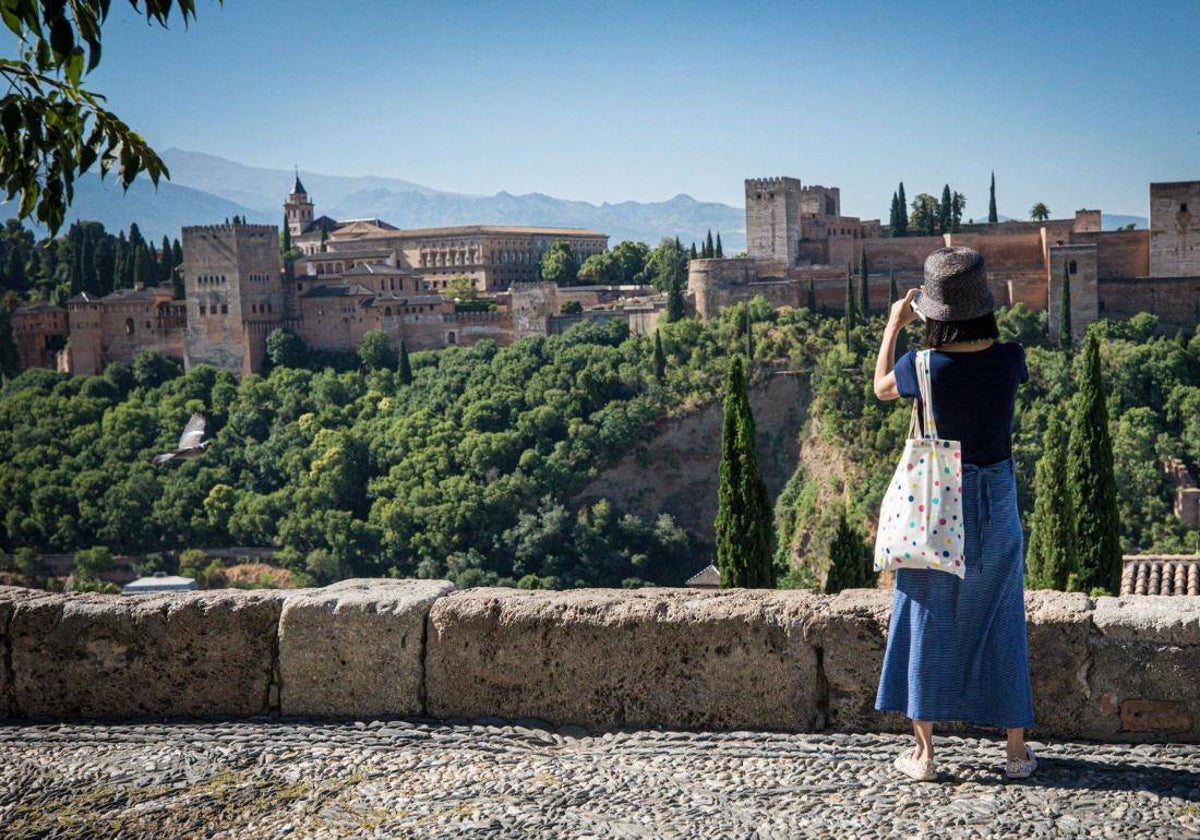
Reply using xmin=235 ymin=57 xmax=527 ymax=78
xmin=1 ymin=581 xmax=1198 ymax=742
xmin=1099 ymin=276 xmax=1200 ymax=330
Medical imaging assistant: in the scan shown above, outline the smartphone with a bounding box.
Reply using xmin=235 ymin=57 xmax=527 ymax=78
xmin=911 ymin=291 xmax=926 ymax=321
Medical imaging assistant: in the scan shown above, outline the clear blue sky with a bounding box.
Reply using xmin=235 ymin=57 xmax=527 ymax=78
xmin=71 ymin=1 xmax=1200 ymax=218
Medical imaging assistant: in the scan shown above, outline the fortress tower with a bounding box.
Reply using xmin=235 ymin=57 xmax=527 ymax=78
xmin=182 ymin=223 xmax=285 ymax=375
xmin=1149 ymin=181 xmax=1200 ymax=277
xmin=745 ymin=177 xmax=803 ymax=266
xmin=284 ymin=173 xmax=314 ymax=238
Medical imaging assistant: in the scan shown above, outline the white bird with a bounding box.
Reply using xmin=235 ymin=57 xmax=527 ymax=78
xmin=152 ymin=413 xmax=213 ymax=465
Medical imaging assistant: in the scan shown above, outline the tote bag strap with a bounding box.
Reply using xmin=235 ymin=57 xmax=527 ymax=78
xmin=916 ymin=350 xmax=938 ymax=439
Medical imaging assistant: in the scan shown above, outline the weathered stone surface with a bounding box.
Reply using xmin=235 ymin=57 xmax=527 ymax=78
xmin=426 ymin=587 xmax=824 ymax=731
xmin=803 ymin=588 xmax=908 ymax=732
xmin=279 ymin=578 xmax=454 ymax=718
xmin=8 ymin=589 xmax=287 ymax=719
xmin=1120 ymin=699 xmax=1191 ymax=733
xmin=1086 ymin=596 xmax=1200 ymax=741
xmin=0 ymin=587 xmax=57 ymax=718
xmin=1024 ymin=590 xmax=1093 ymax=737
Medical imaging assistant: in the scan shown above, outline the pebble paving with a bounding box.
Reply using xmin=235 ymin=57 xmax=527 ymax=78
xmin=0 ymin=720 xmax=1197 ymax=839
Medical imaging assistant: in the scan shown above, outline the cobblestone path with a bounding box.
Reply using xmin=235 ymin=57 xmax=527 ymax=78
xmin=0 ymin=721 xmax=1197 ymax=839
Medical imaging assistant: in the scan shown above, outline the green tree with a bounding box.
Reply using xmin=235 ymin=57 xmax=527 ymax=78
xmin=909 ymin=193 xmax=939 ymax=236
xmin=0 ymin=302 xmax=20 ymax=380
xmin=133 ymin=243 xmax=153 ymax=287
xmin=888 ymin=268 xmax=899 ymax=303
xmin=398 ymin=339 xmax=413 ymax=385
xmin=988 ymin=171 xmax=998 ymax=223
xmin=1059 ymin=259 xmax=1072 ymax=347
xmin=652 ymin=328 xmax=665 ymax=383
xmin=715 ymin=232 xmax=723 ymax=258
xmin=578 ymin=251 xmax=620 ymax=286
xmin=705 ymin=230 xmax=714 ymax=259
xmin=895 ymin=182 xmax=908 ymax=236
xmin=611 ymin=240 xmax=649 ymax=285
xmin=843 ymin=264 xmax=856 ymax=350
xmin=824 ymin=508 xmax=874 ymax=594
xmin=446 ymin=274 xmax=478 ymax=301
xmin=743 ymin=307 xmax=755 ymax=360
xmin=858 ymin=247 xmax=869 ymax=317
xmin=266 ymin=327 xmax=308 ymax=369
xmin=1025 ymin=409 xmax=1075 ymax=590
xmin=716 ymin=356 xmax=774 ymax=588
xmin=1030 ymin=202 xmax=1051 ymax=222
xmin=807 ymin=277 xmax=817 ymax=312
xmin=0 ymin=1 xmax=211 ymax=234
xmin=938 ymin=184 xmax=953 ymax=234
xmin=1066 ymin=333 xmax=1122 ymax=594
xmin=950 ymin=191 xmax=965 ymax=233
xmin=358 ymin=329 xmax=395 ymax=371
xmin=690 ymin=242 xmax=698 ymax=260
xmin=889 ymin=191 xmax=901 ymax=235
xmin=539 ymin=241 xmax=579 ymax=286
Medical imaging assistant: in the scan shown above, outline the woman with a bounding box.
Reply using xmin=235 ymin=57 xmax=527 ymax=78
xmin=871 ymin=246 xmax=1036 ymax=781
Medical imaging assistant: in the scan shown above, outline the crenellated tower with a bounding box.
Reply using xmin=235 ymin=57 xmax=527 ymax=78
xmin=744 ymin=177 xmax=803 ymax=266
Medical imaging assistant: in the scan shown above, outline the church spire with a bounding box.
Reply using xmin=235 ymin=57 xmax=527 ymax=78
xmin=290 ymin=166 xmax=307 ymax=199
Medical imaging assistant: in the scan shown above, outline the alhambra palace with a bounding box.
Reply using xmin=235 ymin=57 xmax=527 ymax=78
xmin=10 ymin=175 xmax=1200 ymax=376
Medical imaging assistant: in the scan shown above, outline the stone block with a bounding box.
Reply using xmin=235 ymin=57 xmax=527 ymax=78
xmin=1024 ymin=590 xmax=1093 ymax=737
xmin=1085 ymin=596 xmax=1200 ymax=740
xmin=278 ymin=578 xmax=454 ymax=718
xmin=426 ymin=588 xmax=823 ymax=732
xmin=9 ymin=589 xmax=286 ymax=719
xmin=0 ymin=587 xmax=57 ymax=718
xmin=803 ymin=588 xmax=908 ymax=732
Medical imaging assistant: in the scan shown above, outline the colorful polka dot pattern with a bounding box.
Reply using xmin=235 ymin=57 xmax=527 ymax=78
xmin=874 ymin=350 xmax=966 ymax=579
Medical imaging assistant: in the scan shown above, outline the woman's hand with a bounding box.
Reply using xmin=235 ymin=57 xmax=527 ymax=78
xmin=889 ymin=287 xmax=920 ymax=330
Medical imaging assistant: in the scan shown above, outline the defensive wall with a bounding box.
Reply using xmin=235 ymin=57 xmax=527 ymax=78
xmin=1 ymin=581 xmax=1197 ymax=742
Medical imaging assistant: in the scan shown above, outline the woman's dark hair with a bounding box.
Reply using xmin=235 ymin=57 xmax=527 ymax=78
xmin=925 ymin=311 xmax=999 ymax=348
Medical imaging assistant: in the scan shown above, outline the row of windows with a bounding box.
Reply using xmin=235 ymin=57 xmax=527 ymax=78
xmin=198 ymin=304 xmax=229 ymax=316
xmin=249 ymin=302 xmax=275 ymax=314
xmin=197 ymin=275 xmax=227 ymax=285
xmin=247 ymin=273 xmax=271 ymax=284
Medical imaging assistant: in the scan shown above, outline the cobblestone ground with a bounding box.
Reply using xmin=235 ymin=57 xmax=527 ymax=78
xmin=0 ymin=721 xmax=1197 ymax=839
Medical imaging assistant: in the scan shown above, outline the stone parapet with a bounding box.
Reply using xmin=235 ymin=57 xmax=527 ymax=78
xmin=0 ymin=583 xmax=1198 ymax=741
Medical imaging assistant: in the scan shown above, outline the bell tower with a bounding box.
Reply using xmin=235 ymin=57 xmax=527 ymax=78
xmin=284 ymin=169 xmax=314 ymax=237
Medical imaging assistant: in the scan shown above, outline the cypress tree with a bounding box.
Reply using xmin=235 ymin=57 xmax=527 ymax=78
xmin=824 ymin=508 xmax=875 ymax=594
xmin=398 ymin=340 xmax=413 ymax=385
xmin=896 ymin=183 xmax=908 ymax=236
xmin=1066 ymin=334 xmax=1122 ymax=594
xmin=172 ymin=239 xmax=183 ymax=269
xmin=744 ymin=307 xmax=755 ymax=360
xmin=938 ymin=184 xmax=952 ymax=234
xmin=716 ymin=356 xmax=775 ymax=588
xmin=133 ymin=245 xmax=153 ymax=287
xmin=690 ymin=242 xmax=698 ymax=260
xmin=859 ymin=247 xmax=869 ymax=316
xmin=0 ymin=304 xmax=20 ymax=381
xmin=281 ymin=217 xmax=292 ymax=253
xmin=1026 ymin=409 xmax=1075 ymax=590
xmin=652 ymin=328 xmax=666 ymax=383
xmin=889 ymin=192 xmax=899 ymax=235
xmin=706 ymin=230 xmax=714 ymax=259
xmin=114 ymin=233 xmax=128 ymax=290
xmin=988 ymin=171 xmax=998 ymax=223
xmin=93 ymin=238 xmax=115 ymax=295
xmin=715 ymin=232 xmax=723 ymax=258
xmin=1059 ymin=260 xmax=1072 ymax=347
xmin=888 ymin=268 xmax=899 ymax=303
xmin=80 ymin=232 xmax=97 ymax=295
xmin=844 ymin=264 xmax=856 ymax=351
xmin=807 ymin=277 xmax=817 ymax=312
xmin=159 ymin=235 xmax=173 ymax=280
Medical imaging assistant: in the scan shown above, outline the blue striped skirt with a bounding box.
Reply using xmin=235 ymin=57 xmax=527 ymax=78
xmin=875 ymin=457 xmax=1034 ymax=729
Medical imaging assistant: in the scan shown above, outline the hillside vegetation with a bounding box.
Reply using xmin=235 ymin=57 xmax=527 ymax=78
xmin=2 ymin=303 xmax=1198 ymax=591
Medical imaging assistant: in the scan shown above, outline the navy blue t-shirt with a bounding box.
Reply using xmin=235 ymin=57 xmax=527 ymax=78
xmin=893 ymin=342 xmax=1028 ymax=466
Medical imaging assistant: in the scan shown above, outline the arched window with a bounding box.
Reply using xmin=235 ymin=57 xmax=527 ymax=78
xmin=447 ymin=331 xmax=457 ymax=345
xmin=125 ymin=318 xmax=134 ymax=335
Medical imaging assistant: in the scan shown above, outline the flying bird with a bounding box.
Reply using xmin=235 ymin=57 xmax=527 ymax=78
xmin=152 ymin=413 xmax=213 ymax=465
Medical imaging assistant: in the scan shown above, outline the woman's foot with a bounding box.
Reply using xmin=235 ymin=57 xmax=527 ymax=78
xmin=894 ymin=748 xmax=937 ymax=782
xmin=1005 ymin=745 xmax=1037 ymax=779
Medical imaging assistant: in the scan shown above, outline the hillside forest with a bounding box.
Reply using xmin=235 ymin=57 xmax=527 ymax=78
xmin=2 ymin=290 xmax=1198 ymax=593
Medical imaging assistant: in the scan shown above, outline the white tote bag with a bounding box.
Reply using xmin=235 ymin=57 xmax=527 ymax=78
xmin=874 ymin=350 xmax=966 ymax=578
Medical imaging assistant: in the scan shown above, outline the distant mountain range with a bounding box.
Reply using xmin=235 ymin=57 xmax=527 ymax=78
xmin=0 ymin=149 xmax=1147 ymax=246
xmin=1 ymin=149 xmax=748 ymax=250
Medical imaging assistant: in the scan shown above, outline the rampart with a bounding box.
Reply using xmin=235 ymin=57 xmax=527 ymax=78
xmin=1 ymin=581 xmax=1197 ymax=742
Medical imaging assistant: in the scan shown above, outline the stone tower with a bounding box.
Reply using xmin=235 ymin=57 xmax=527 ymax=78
xmin=182 ymin=223 xmax=284 ymax=375
xmin=284 ymin=173 xmax=314 ymax=238
xmin=1149 ymin=181 xmax=1200 ymax=277
xmin=745 ymin=177 xmax=802 ymax=267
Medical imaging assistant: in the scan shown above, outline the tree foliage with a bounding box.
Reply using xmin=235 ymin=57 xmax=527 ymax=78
xmin=1025 ymin=409 xmax=1074 ymax=589
xmin=1066 ymin=333 xmax=1122 ymax=594
xmin=539 ymin=241 xmax=579 ymax=286
xmin=715 ymin=356 xmax=774 ymax=588
xmin=0 ymin=1 xmax=219 ymax=234
xmin=824 ymin=508 xmax=874 ymax=593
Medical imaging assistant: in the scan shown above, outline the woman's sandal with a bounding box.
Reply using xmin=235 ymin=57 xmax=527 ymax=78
xmin=893 ymin=748 xmax=937 ymax=782
xmin=1005 ymin=745 xmax=1037 ymax=779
